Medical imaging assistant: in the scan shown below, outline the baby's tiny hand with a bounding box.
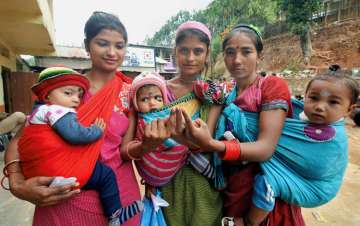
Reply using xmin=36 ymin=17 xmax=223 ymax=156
xmin=94 ymin=118 xmax=106 ymax=131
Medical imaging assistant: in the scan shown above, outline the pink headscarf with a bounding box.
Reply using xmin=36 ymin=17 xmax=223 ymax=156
xmin=129 ymin=72 xmax=168 ymax=111
xmin=176 ymin=21 xmax=212 ymax=41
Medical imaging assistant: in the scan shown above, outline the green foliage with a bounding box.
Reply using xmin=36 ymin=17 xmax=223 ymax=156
xmin=146 ymin=10 xmax=194 ymax=46
xmin=204 ymin=0 xmax=278 ymax=36
xmin=146 ymin=0 xmax=279 ymax=51
xmin=210 ymin=34 xmax=222 ymax=62
xmin=144 ymin=0 xmax=328 ymax=72
xmin=278 ymin=0 xmax=323 ymax=35
xmin=277 ymin=0 xmax=323 ymax=62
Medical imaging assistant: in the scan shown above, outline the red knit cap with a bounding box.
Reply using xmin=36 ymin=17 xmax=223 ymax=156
xmin=32 ymin=67 xmax=89 ymax=102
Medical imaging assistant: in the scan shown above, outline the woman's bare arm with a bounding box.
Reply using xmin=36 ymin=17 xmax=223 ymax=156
xmin=4 ymin=126 xmax=80 ymax=206
xmin=237 ymin=109 xmax=287 ymax=161
xmin=206 ymin=105 xmax=223 ymax=136
xmin=183 ymin=109 xmax=287 ymax=162
xmin=120 ymin=113 xmax=140 ymax=160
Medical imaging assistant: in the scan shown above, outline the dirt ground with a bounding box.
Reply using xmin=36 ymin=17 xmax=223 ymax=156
xmin=213 ymin=19 xmax=360 ymax=83
xmin=261 ymin=19 xmax=360 ymax=72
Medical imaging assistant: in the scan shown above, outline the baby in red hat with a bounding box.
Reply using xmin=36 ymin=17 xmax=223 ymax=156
xmin=30 ymin=67 xmax=105 ymax=143
xmin=19 ymin=67 xmax=142 ymax=226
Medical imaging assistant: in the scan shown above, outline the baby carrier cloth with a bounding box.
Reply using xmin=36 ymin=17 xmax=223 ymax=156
xmin=19 ymin=73 xmax=124 ymax=187
xmin=135 ymin=93 xmax=201 ymax=187
xmin=215 ymin=88 xmax=348 ymax=207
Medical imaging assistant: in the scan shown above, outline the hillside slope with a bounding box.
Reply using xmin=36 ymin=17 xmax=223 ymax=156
xmin=260 ymin=19 xmax=360 ymax=72
xmin=213 ymin=19 xmax=360 ymax=77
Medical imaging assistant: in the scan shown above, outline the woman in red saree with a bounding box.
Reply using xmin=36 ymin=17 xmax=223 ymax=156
xmin=3 ymin=12 xmax=165 ymax=226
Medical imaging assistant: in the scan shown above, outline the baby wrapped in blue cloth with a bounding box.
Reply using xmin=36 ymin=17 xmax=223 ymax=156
xmin=216 ymin=70 xmax=359 ymax=217
xmin=216 ymin=98 xmax=348 ymax=209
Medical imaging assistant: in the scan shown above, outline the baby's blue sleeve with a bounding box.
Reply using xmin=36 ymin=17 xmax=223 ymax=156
xmin=52 ymin=112 xmax=103 ymax=145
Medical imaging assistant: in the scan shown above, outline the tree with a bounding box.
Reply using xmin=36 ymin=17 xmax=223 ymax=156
xmin=146 ymin=0 xmax=278 ymax=48
xmin=146 ymin=10 xmax=194 ymax=46
xmin=277 ymin=0 xmax=323 ymax=64
xmin=204 ymin=0 xmax=278 ymax=36
xmin=145 ymin=0 xmax=279 ymax=75
xmin=195 ymin=0 xmax=278 ymax=63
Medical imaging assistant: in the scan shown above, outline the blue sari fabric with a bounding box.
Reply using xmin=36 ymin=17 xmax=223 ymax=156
xmin=140 ymin=107 xmax=178 ymax=148
xmin=141 ymin=190 xmax=168 ymax=226
xmin=139 ymin=93 xmax=200 ymax=148
xmin=215 ymin=88 xmax=348 ymax=207
xmin=139 ymin=92 xmax=225 ymax=189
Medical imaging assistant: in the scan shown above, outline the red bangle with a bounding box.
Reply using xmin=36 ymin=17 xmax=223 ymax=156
xmin=221 ymin=140 xmax=241 ymax=160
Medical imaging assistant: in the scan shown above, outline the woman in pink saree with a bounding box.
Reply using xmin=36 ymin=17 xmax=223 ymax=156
xmin=3 ymin=11 xmax=157 ymax=226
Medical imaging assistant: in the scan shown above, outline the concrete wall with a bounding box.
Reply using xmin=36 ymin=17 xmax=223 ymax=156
xmin=0 ymin=0 xmax=55 ymax=112
xmin=0 ymin=0 xmax=56 ymax=55
xmin=0 ymin=37 xmax=16 ymax=112
xmin=0 ymin=38 xmax=16 ymax=71
xmin=36 ymin=57 xmax=91 ymax=70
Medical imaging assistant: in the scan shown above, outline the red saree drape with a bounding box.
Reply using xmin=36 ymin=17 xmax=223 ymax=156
xmin=19 ymin=73 xmax=125 ymax=187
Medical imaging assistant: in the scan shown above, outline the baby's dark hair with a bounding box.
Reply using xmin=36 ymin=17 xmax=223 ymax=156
xmin=222 ymin=24 xmax=263 ymax=53
xmin=305 ymin=64 xmax=360 ymax=105
xmin=84 ymin=11 xmax=128 ymax=48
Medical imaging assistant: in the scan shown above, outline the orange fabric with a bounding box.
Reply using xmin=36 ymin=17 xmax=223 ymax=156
xmin=19 ymin=72 xmax=125 ymax=187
